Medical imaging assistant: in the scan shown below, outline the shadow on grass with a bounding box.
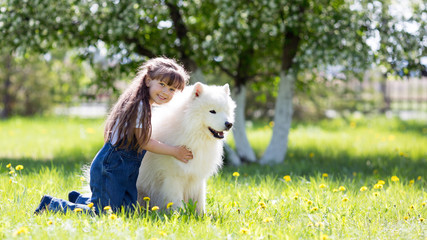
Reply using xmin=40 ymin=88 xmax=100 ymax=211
xmin=223 ymin=147 xmax=426 ymax=181
xmin=0 ymin=144 xmax=103 ymax=176
xmin=2 ymin=142 xmax=424 ymax=183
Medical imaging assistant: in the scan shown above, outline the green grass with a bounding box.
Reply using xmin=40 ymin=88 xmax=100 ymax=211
xmin=0 ymin=116 xmax=426 ymax=239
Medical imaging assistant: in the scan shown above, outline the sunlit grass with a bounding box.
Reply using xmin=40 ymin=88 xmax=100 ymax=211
xmin=0 ymin=116 xmax=425 ymax=239
xmin=0 ymin=117 xmax=104 ymax=171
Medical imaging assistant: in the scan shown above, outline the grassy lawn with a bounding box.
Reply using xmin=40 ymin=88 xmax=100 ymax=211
xmin=0 ymin=116 xmax=425 ymax=239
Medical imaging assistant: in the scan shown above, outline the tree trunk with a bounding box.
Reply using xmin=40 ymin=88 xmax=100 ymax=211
xmin=260 ymin=70 xmax=294 ymax=164
xmin=190 ymin=67 xmax=205 ymax=84
xmin=379 ymin=73 xmax=390 ymax=113
xmin=1 ymin=54 xmax=13 ymax=119
xmin=223 ymin=143 xmax=241 ymax=166
xmin=231 ymin=85 xmax=257 ymax=163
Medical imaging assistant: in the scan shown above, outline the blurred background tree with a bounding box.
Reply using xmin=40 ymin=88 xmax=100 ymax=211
xmin=0 ymin=0 xmax=425 ymax=164
xmin=0 ymin=49 xmax=88 ymax=117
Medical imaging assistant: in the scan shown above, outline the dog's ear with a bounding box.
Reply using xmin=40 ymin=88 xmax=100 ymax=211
xmin=193 ymin=82 xmax=204 ymax=97
xmin=223 ymin=84 xmax=230 ymax=95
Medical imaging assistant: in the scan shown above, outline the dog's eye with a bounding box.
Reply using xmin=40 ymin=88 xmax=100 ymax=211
xmin=209 ymin=110 xmax=216 ymax=114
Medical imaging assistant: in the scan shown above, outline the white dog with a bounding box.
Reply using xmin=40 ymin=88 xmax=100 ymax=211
xmin=136 ymin=82 xmax=236 ymax=213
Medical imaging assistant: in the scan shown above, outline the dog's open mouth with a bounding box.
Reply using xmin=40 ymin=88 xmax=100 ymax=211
xmin=209 ymin=127 xmax=225 ymax=139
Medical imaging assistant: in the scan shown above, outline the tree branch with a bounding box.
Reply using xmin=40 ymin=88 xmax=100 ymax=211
xmin=216 ymin=62 xmax=236 ymax=79
xmin=165 ymin=1 xmax=197 ymax=72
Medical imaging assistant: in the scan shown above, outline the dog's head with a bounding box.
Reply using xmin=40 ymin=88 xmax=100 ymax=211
xmin=189 ymin=82 xmax=236 ymax=140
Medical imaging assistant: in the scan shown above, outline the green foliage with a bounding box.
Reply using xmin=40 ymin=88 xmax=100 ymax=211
xmin=1 ymin=0 xmax=425 ymax=122
xmin=0 ymin=116 xmax=426 ymax=238
xmin=2 ymin=0 xmax=424 ymax=89
xmin=0 ymin=50 xmax=90 ymax=117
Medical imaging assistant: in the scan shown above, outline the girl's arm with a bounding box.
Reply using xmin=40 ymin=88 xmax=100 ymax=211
xmin=144 ymin=139 xmax=193 ymax=163
xmin=135 ymin=129 xmax=193 ymax=163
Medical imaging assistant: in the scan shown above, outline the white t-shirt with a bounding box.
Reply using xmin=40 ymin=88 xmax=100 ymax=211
xmin=110 ymin=101 xmax=144 ymax=145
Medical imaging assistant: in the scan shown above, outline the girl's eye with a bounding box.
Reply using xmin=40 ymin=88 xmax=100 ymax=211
xmin=210 ymin=110 xmax=216 ymax=114
xmin=159 ymin=82 xmax=165 ymax=86
xmin=169 ymin=88 xmax=176 ymax=92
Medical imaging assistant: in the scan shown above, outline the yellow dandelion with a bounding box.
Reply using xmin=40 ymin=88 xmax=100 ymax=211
xmin=293 ymin=195 xmax=299 ymax=200
xmin=9 ymin=170 xmax=15 ymax=175
xmin=309 ymin=153 xmax=315 ymax=158
xmin=391 ymin=176 xmax=399 ymax=182
xmin=239 ymin=228 xmax=250 ymax=234
xmin=86 ymin=128 xmax=95 ymax=134
xmin=13 ymin=227 xmax=28 ymax=236
xmin=143 ymin=197 xmax=150 ymax=202
xmin=374 ymin=184 xmax=383 ymax=189
xmin=109 ymin=214 xmax=117 ymax=220
xmin=6 ymin=163 xmax=11 ymax=168
xmin=417 ymin=176 xmax=422 ymax=181
xmin=263 ymin=217 xmax=274 ymax=223
xmin=283 ymin=175 xmax=291 ymax=182
xmin=320 ymin=234 xmax=329 ymax=240
xmin=421 ymin=202 xmax=426 ymax=207
xmin=377 ymin=180 xmax=385 ymax=185
xmin=409 ymin=205 xmax=415 ymax=210
xmin=310 ymin=207 xmax=319 ymax=212
xmin=15 ymin=165 xmax=23 ymax=171
xmin=307 ymin=200 xmax=313 ymax=205
xmin=404 ymin=216 xmax=409 ymax=220
xmin=47 ymin=220 xmax=53 ymax=225
xmin=360 ymin=186 xmax=368 ymax=192
xmin=233 ymin=172 xmax=240 ymax=177
xmin=74 ymin=208 xmax=83 ymax=212
xmin=87 ymin=203 xmax=94 ymax=208
xmin=319 ymin=184 xmax=326 ymax=189
xmin=152 ymin=206 xmax=159 ymax=211
xmin=339 ymin=186 xmax=346 ymax=191
xmin=9 ymin=179 xmax=12 ymax=184
xmin=399 ymin=152 xmax=405 ymax=156
xmin=333 ymin=188 xmax=339 ymax=193
xmin=409 ymin=180 xmax=414 ymax=185
xmin=420 ymin=218 xmax=425 ymax=222
xmin=167 ymin=202 xmax=174 ymax=209
xmin=342 ymin=197 xmax=349 ymax=202
xmin=103 ymin=206 xmax=112 ymax=211
xmin=159 ymin=231 xmax=167 ymax=237
xmin=315 ymin=222 xmax=324 ymax=228
xmin=373 ymin=192 xmax=379 ymax=197
xmin=258 ymin=201 xmax=267 ymax=209
xmin=322 ymin=173 xmax=328 ymax=178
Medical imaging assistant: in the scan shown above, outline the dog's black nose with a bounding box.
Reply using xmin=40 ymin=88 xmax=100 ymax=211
xmin=225 ymin=121 xmax=233 ymax=130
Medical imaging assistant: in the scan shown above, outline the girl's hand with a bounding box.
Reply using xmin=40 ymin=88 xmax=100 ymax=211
xmin=173 ymin=146 xmax=193 ymax=163
xmin=142 ymin=139 xmax=193 ymax=162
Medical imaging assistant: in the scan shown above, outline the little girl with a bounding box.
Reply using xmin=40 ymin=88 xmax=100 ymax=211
xmin=34 ymin=57 xmax=193 ymax=214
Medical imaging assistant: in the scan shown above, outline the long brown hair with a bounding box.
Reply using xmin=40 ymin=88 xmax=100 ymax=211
xmin=104 ymin=57 xmax=189 ymax=153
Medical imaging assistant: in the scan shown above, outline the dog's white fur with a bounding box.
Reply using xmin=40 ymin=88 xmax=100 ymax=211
xmin=136 ymin=82 xmax=236 ymax=213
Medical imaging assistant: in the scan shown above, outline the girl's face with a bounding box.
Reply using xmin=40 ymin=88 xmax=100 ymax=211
xmin=147 ymin=79 xmax=177 ymax=105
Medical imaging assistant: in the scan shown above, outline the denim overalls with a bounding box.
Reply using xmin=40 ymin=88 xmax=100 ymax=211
xmin=37 ymin=141 xmax=146 ymax=214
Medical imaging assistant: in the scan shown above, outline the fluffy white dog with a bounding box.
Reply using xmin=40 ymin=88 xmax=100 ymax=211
xmin=136 ymin=82 xmax=236 ymax=213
